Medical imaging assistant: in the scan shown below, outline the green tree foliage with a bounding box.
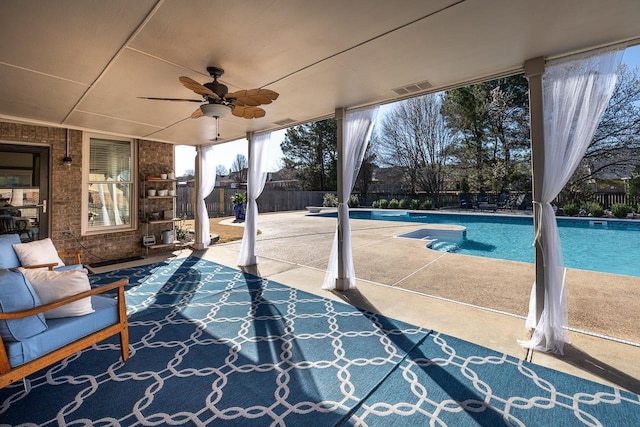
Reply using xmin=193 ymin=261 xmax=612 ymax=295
xmin=353 ymin=144 xmax=377 ymax=203
xmin=442 ymin=75 xmax=530 ymax=193
xmin=281 ymin=119 xmax=337 ymax=191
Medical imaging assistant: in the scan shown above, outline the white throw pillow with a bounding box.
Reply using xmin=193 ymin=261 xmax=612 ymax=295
xmin=19 ymin=268 xmax=94 ymax=319
xmin=12 ymin=238 xmax=65 ymax=268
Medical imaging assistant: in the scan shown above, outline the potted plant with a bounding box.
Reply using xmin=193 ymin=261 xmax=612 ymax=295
xmin=231 ymin=193 xmax=246 ymax=220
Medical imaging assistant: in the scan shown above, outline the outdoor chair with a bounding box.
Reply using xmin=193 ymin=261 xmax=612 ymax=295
xmin=0 ymin=268 xmax=128 ymax=388
xmin=459 ymin=194 xmax=473 ymax=209
xmin=478 ymin=201 xmax=498 ymax=211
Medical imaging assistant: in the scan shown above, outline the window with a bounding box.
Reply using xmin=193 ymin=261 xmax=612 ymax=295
xmin=82 ymin=135 xmax=137 ymax=235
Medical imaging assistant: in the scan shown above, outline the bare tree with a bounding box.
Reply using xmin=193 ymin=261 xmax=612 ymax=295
xmin=373 ymin=94 xmax=455 ymax=206
xmin=230 ymin=154 xmax=248 ymax=184
xmin=581 ymin=65 xmax=640 ymax=180
xmin=216 ymin=164 xmax=228 ymax=176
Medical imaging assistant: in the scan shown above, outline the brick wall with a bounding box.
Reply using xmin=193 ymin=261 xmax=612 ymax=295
xmin=0 ymin=121 xmax=175 ymax=265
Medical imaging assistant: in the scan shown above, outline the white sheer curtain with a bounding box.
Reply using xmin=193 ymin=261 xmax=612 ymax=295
xmin=98 ymin=184 xmax=111 ymax=226
xmin=197 ymin=145 xmax=218 ymax=247
xmin=519 ymin=48 xmax=623 ymax=354
xmin=323 ymin=106 xmax=379 ymax=290
xmin=237 ymin=132 xmax=272 ymax=266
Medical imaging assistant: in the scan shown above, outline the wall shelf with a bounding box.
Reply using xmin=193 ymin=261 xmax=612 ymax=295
xmin=141 ymin=177 xmax=179 ymax=254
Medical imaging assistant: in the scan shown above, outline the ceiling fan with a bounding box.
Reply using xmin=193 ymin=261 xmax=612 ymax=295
xmin=140 ymin=66 xmax=279 ymax=120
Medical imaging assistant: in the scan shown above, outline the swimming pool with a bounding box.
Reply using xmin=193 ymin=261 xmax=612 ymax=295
xmin=318 ymin=210 xmax=640 ymax=278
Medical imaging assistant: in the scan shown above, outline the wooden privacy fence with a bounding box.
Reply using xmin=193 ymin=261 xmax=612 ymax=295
xmin=176 ymin=186 xmax=639 ymax=219
xmin=176 ymin=186 xmax=326 ymax=218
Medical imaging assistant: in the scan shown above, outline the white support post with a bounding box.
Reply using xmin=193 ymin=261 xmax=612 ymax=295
xmin=244 ymin=131 xmax=257 ymax=264
xmin=193 ymin=145 xmax=205 ymax=250
xmin=524 ymin=57 xmax=546 ymax=324
xmin=335 ymin=107 xmax=347 ymax=291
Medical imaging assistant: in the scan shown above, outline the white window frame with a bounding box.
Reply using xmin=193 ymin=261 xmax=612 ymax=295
xmin=81 ymin=133 xmax=137 ymax=236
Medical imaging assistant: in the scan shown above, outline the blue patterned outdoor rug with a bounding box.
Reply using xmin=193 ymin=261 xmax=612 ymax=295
xmin=1 ymin=257 xmax=638 ymax=426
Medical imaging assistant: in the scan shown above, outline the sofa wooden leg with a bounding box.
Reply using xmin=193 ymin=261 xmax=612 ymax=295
xmin=120 ymin=328 xmax=129 ymax=361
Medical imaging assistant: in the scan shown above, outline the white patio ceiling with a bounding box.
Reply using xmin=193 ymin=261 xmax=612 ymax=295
xmin=0 ymin=0 xmax=639 ymax=146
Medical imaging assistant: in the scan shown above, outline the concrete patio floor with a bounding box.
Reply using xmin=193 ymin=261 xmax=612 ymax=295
xmin=101 ymin=210 xmax=640 ymax=395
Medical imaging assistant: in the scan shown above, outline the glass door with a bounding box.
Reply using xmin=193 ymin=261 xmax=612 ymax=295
xmin=0 ymin=143 xmax=49 ymax=241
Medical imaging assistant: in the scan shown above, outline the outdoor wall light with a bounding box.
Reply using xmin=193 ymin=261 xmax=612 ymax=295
xmin=63 ymin=129 xmax=72 ymax=167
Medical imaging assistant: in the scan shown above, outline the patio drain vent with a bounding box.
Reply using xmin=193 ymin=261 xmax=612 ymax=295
xmin=392 ymin=80 xmax=433 ymax=96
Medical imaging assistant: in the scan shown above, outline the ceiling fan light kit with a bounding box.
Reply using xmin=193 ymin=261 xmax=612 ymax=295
xmin=200 ymin=103 xmax=232 ymax=118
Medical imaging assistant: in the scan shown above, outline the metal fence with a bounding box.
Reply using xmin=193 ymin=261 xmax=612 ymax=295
xmin=554 ymin=192 xmax=639 ymax=209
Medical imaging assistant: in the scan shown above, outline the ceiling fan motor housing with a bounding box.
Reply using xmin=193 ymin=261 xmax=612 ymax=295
xmin=204 ymin=81 xmax=228 ymax=97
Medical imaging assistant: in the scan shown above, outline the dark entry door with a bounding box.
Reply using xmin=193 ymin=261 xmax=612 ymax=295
xmin=0 ymin=143 xmax=49 ymax=241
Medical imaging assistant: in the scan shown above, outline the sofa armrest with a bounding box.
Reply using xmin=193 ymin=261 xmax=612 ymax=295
xmin=57 ymin=250 xmax=81 ymax=266
xmin=0 ymin=279 xmax=127 ymax=320
xmin=20 ymin=262 xmax=58 ymax=271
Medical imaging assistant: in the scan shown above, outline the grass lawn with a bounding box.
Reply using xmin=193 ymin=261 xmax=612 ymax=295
xmin=180 ymin=217 xmax=247 ymax=244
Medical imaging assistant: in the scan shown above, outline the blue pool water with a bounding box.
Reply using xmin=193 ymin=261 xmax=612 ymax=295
xmin=318 ymin=210 xmax=640 ymax=278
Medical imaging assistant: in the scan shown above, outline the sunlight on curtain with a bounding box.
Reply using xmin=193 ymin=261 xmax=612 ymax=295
xmin=109 ymin=183 xmax=123 ymax=225
xmin=197 ymin=145 xmax=217 ymax=246
xmin=237 ymin=132 xmax=272 ymax=266
xmin=519 ymin=48 xmax=623 ymax=354
xmin=323 ymin=106 xmax=379 ymax=290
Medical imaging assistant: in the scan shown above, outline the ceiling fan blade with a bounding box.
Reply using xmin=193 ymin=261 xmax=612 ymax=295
xmin=137 ymin=96 xmax=203 ymax=102
xmin=190 ymin=107 xmax=204 ymax=119
xmin=179 ymin=76 xmax=220 ymax=99
xmin=232 ymin=105 xmax=266 ymax=119
xmin=227 ymin=88 xmax=279 ymax=106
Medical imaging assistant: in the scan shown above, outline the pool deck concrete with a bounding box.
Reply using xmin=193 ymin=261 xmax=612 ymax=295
xmin=108 ymin=210 xmax=640 ymax=394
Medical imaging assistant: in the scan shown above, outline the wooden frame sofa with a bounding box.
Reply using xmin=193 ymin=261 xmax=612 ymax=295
xmin=0 ymin=273 xmax=129 ymax=388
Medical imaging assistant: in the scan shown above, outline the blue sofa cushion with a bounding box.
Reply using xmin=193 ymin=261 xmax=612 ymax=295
xmin=54 ymin=264 xmax=84 ymax=272
xmin=0 ymin=268 xmax=48 ymax=342
xmin=0 ymin=234 xmax=21 ymax=268
xmin=4 ymin=295 xmax=118 ymax=368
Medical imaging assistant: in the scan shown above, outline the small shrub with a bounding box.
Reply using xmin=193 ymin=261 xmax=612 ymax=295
xmin=323 ymin=193 xmax=338 ymax=207
xmin=231 ymin=192 xmax=246 ymax=205
xmin=611 ymin=203 xmax=631 ymax=218
xmin=421 ymin=200 xmax=433 ymax=210
xmin=399 ymin=198 xmax=410 ymax=209
xmin=388 ymin=198 xmax=400 ymax=209
xmin=348 ymin=194 xmax=359 ymax=208
xmin=410 ymin=199 xmax=420 ymax=210
xmin=378 ymin=199 xmax=389 ymax=209
xmin=584 ymin=201 xmax=604 ymax=217
xmin=563 ymin=203 xmax=579 ymax=216
xmin=372 ymin=200 xmax=380 ymax=208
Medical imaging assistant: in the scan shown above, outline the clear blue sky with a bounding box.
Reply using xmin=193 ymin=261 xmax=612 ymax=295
xmin=175 ymin=44 xmax=640 ymax=176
